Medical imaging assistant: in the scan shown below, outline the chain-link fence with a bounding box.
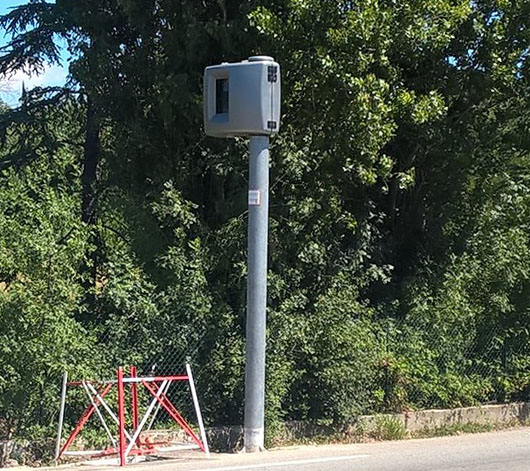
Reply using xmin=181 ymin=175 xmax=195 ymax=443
xmin=372 ymin=316 xmax=530 ymax=414
xmin=52 ymin=307 xmax=530 ymax=456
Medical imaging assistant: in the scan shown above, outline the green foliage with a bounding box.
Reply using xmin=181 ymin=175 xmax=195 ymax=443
xmin=369 ymin=415 xmax=407 ymax=441
xmin=0 ymin=103 xmax=98 ymax=439
xmin=0 ymin=0 xmax=530 ymax=449
xmin=94 ymin=181 xmax=211 ymax=370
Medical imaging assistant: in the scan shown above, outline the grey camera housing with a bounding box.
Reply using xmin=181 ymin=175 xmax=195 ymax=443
xmin=204 ymin=56 xmax=281 ymax=138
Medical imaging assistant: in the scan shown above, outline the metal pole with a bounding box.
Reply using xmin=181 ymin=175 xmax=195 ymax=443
xmin=54 ymin=371 xmax=68 ymax=464
xmin=244 ymin=135 xmax=269 ymax=452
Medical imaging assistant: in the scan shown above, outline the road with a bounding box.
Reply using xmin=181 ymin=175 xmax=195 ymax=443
xmin=82 ymin=427 xmax=530 ymax=471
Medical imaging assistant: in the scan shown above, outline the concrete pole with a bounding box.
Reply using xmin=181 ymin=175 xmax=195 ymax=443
xmin=244 ymin=135 xmax=270 ymax=452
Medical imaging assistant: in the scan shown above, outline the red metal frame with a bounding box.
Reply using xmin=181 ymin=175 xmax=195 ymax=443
xmin=117 ymin=367 xmax=127 ymax=467
xmin=57 ymin=366 xmax=207 ymax=466
xmin=130 ymin=366 xmax=139 ymax=445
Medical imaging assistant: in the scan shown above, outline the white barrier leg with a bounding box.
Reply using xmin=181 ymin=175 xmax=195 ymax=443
xmin=54 ymin=372 xmax=68 ymax=463
xmin=82 ymin=381 xmax=117 ymax=448
xmin=186 ymin=363 xmax=210 ymax=458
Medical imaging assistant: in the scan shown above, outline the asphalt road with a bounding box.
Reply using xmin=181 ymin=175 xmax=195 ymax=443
xmin=83 ymin=427 xmax=530 ymax=471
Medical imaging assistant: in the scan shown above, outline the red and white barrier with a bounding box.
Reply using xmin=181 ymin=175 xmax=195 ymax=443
xmin=55 ymin=364 xmax=210 ymax=466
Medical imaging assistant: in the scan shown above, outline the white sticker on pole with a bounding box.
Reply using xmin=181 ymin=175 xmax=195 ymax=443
xmin=248 ymin=190 xmax=261 ymax=206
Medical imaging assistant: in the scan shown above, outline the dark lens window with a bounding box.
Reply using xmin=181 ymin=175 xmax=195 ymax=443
xmin=216 ymin=78 xmax=229 ymax=114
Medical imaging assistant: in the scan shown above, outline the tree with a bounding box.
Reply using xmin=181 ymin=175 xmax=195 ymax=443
xmin=0 ymin=99 xmax=98 ymax=442
xmin=1 ymin=0 xmax=530 ymax=446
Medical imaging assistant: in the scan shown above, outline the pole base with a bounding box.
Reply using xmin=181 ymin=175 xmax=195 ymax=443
xmin=243 ymin=427 xmax=265 ymax=453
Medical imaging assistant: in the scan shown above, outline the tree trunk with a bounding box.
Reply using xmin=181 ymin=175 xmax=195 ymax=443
xmin=80 ymin=96 xmax=100 ymax=319
xmin=81 ymin=96 xmax=100 ymax=225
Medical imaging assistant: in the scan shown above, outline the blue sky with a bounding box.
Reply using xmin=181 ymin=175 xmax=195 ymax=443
xmin=0 ymin=0 xmax=68 ymax=106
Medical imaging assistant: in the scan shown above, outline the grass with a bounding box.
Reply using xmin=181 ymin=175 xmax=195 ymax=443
xmin=368 ymin=415 xmax=408 ymax=441
xmin=411 ymin=419 xmax=525 ymax=439
xmin=267 ymin=417 xmax=529 ymax=449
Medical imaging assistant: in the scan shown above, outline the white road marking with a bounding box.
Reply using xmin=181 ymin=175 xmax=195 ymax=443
xmin=190 ymin=455 xmax=371 ymax=471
